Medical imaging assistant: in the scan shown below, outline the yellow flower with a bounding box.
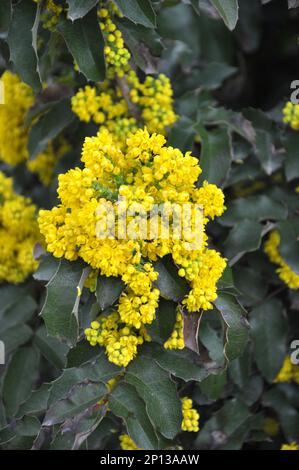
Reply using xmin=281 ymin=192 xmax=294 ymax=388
xmin=264 ymin=231 xmax=299 ymax=289
xmin=283 ymin=101 xmax=299 ymax=130
xmin=181 ymin=397 xmax=200 ymax=432
xmin=119 ymin=434 xmax=141 ymax=450
xmin=164 ymin=309 xmax=185 ymax=350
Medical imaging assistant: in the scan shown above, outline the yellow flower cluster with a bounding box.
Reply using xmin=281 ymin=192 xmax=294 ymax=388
xmin=0 ymin=172 xmax=40 ymax=283
xmin=281 ymin=442 xmax=299 ymax=450
xmin=181 ymin=397 xmax=200 ymax=432
xmin=0 ymin=71 xmax=69 ymax=184
xmin=264 ymin=231 xmax=299 ymax=289
xmin=0 ymin=71 xmax=34 ymax=165
xmin=33 ymin=0 xmax=64 ymax=31
xmin=164 ymin=309 xmax=184 ymax=350
xmin=119 ymin=434 xmax=141 ymax=450
xmin=99 ymin=7 xmax=131 ymax=78
xmin=84 ymin=314 xmax=150 ymax=367
xmin=274 ymin=356 xmax=299 ymax=384
xmin=283 ymin=101 xmax=299 ymax=130
xmin=72 ymin=71 xmax=176 ymax=139
xmin=39 ymin=127 xmax=226 ymax=366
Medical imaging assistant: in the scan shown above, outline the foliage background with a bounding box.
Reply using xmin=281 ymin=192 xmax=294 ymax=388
xmin=0 ymin=0 xmax=299 ymax=450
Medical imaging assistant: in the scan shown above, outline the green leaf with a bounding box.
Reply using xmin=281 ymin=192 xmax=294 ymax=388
xmin=224 ymin=219 xmax=264 ymax=265
xmin=67 ymin=0 xmax=99 ymax=21
xmin=199 ymin=370 xmax=227 ymax=400
xmin=197 ymin=126 xmax=232 ymax=187
xmin=96 ymin=275 xmax=124 ymax=311
xmin=43 ymin=381 xmax=107 ymax=426
xmin=214 ymin=293 xmax=249 ymax=362
xmin=3 ymin=347 xmax=39 ymax=418
xmin=250 ymin=299 xmax=288 ymax=382
xmin=283 ymin=132 xmax=299 ymax=181
xmin=210 ymin=0 xmax=239 ymax=31
xmin=40 ymin=260 xmax=84 ymax=346
xmin=7 ymin=0 xmax=41 ymax=91
xmin=126 ymin=355 xmax=182 ymax=439
xmin=263 ymin=388 xmax=299 ymax=441
xmin=167 ymin=117 xmax=196 ymax=153
xmin=33 ymin=255 xmax=60 ymax=282
xmin=142 ymin=343 xmax=212 ymax=382
xmin=0 ymin=0 xmax=12 ymax=38
xmin=113 ymin=0 xmax=156 ymax=28
xmin=197 ymin=62 xmax=237 ymax=90
xmin=28 ymin=99 xmax=74 ymax=160
xmin=146 ymin=299 xmax=177 ymax=344
xmin=116 ymin=17 xmax=163 ymax=73
xmin=0 ymin=295 xmax=37 ymax=334
xmin=34 ymin=325 xmax=69 ymax=369
xmin=0 ymin=416 xmax=41 ymax=444
xmin=255 ymin=129 xmax=280 ymax=175
xmin=219 ymin=195 xmax=287 ymax=227
xmin=49 ymin=351 xmax=119 ymax=405
xmin=277 ymin=220 xmax=299 ymax=275
xmin=58 ymin=8 xmax=105 ymax=82
xmin=109 ymin=382 xmax=159 ymax=449
xmin=0 ymin=324 xmax=33 ymax=357
xmin=195 ymin=398 xmax=251 ymax=449
xmin=16 ymin=384 xmax=51 ymax=419
xmin=154 ymin=257 xmax=189 ymax=302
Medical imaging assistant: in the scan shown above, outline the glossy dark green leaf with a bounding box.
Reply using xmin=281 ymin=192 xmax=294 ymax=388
xmin=220 ymin=195 xmax=287 ymax=227
xmin=224 ymin=219 xmax=264 ymax=264
xmin=43 ymin=381 xmax=107 ymax=426
xmin=0 ymin=324 xmax=33 ymax=357
xmin=277 ymin=220 xmax=299 ymax=275
xmin=40 ymin=260 xmax=84 ymax=346
xmin=34 ymin=325 xmax=69 ymax=369
xmin=126 ymin=355 xmax=182 ymax=439
xmin=7 ymin=0 xmax=41 ymax=90
xmin=58 ymin=8 xmax=105 ymax=81
xmin=146 ymin=298 xmax=177 ymax=344
xmin=215 ymin=293 xmax=249 ymax=362
xmin=283 ymin=132 xmax=299 ymax=181
xmin=33 ymin=255 xmax=60 ymax=282
xmin=109 ymin=382 xmax=159 ymax=449
xmin=250 ymin=299 xmax=288 ymax=382
xmin=197 ymin=125 xmax=232 ymax=187
xmin=154 ymin=257 xmax=189 ymax=302
xmin=96 ymin=275 xmax=124 ymax=311
xmin=113 ymin=0 xmax=156 ymax=28
xmin=195 ymin=398 xmax=251 ymax=449
xmin=28 ymin=99 xmax=74 ymax=160
xmin=3 ymin=347 xmax=39 ymax=418
xmin=67 ymin=0 xmax=99 ymax=21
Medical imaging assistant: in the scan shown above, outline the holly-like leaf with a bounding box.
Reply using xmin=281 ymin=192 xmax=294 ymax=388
xmin=96 ymin=275 xmax=124 ymax=311
xmin=224 ymin=219 xmax=265 ymax=265
xmin=7 ymin=0 xmax=41 ymax=91
xmin=214 ymin=293 xmax=249 ymax=362
xmin=154 ymin=257 xmax=189 ymax=302
xmin=126 ymin=355 xmax=182 ymax=439
xmin=0 ymin=0 xmax=12 ymax=39
xmin=40 ymin=260 xmax=84 ymax=346
xmin=67 ymin=0 xmax=99 ymax=21
xmin=3 ymin=347 xmax=40 ymax=418
xmin=58 ymin=8 xmax=105 ymax=81
xmin=28 ymin=99 xmax=74 ymax=160
xmin=109 ymin=382 xmax=159 ymax=449
xmin=113 ymin=0 xmax=156 ymax=28
xmin=250 ymin=299 xmax=288 ymax=382
xmin=43 ymin=381 xmax=107 ymax=426
xmin=34 ymin=325 xmax=69 ymax=369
